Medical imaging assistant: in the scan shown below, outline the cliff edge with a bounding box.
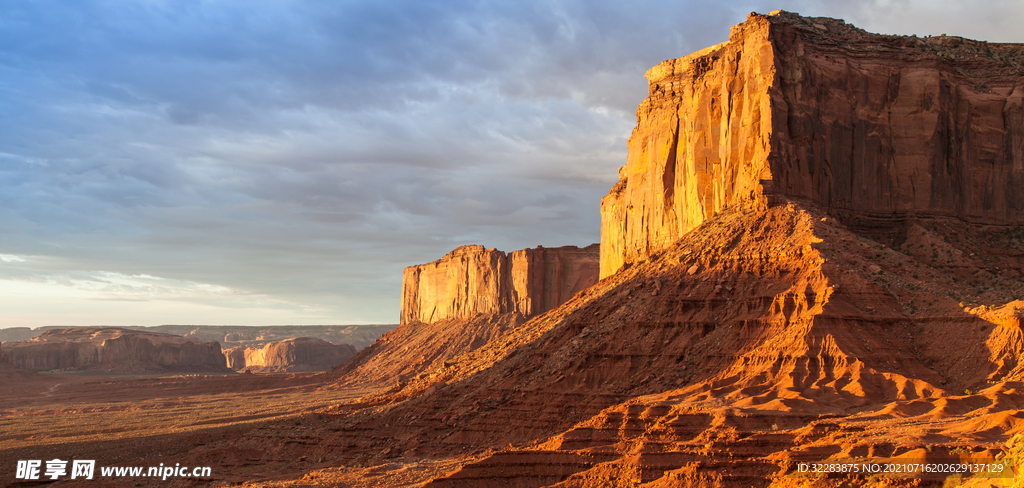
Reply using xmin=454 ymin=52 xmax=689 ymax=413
xmin=401 ymin=244 xmax=600 ymax=324
xmin=601 ymin=10 xmax=1024 ymax=277
xmin=330 ymin=244 xmax=598 ymax=387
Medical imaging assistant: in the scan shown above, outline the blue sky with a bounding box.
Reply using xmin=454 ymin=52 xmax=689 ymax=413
xmin=1 ymin=0 xmax=1021 ymax=327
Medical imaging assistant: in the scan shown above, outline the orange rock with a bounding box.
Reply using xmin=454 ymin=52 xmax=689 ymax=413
xmin=223 ymin=345 xmax=246 ymax=370
xmin=601 ymin=10 xmax=1024 ymax=278
xmin=225 ymin=337 xmax=357 ymax=372
xmin=401 ymin=244 xmax=599 ymax=324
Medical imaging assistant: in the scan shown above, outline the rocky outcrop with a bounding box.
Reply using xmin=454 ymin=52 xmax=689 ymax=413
xmin=601 ymin=10 xmax=1024 ymax=277
xmin=2 ymin=327 xmax=230 ymax=373
xmin=224 ymin=337 xmax=357 ymax=372
xmin=508 ymin=246 xmax=602 ymax=317
xmin=0 ymin=340 xmax=41 ymax=383
xmin=0 ymin=342 xmax=13 ymax=373
xmin=223 ymin=346 xmax=246 ymax=370
xmin=138 ymin=324 xmax=395 ymax=350
xmin=312 ymin=13 xmax=1024 ymax=487
xmin=401 ymin=244 xmax=600 ymax=324
xmin=331 ymin=244 xmax=598 ymax=387
xmin=328 ymin=313 xmax=525 ymax=388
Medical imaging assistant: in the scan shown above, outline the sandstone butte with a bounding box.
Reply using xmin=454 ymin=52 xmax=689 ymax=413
xmin=223 ymin=337 xmax=357 ymax=373
xmin=400 ymin=243 xmax=600 ymax=324
xmin=308 ymin=12 xmax=1024 ymax=487
xmin=330 ymin=243 xmax=599 ymax=388
xmin=601 ymin=9 xmax=1024 ymax=278
xmin=8 ymin=11 xmax=1024 ymax=488
xmin=2 ymin=327 xmax=230 ymax=373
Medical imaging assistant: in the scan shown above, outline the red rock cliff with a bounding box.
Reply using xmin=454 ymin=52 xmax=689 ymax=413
xmin=224 ymin=337 xmax=357 ymax=372
xmin=601 ymin=10 xmax=1024 ymax=277
xmin=401 ymin=244 xmax=599 ymax=324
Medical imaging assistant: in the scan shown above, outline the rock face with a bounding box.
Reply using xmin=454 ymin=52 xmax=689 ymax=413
xmin=601 ymin=10 xmax=1024 ymax=277
xmin=312 ymin=14 xmax=1024 ymax=487
xmin=0 ymin=342 xmax=13 ymax=373
xmin=3 ymin=328 xmax=230 ymax=373
xmin=331 ymin=244 xmax=598 ymax=388
xmin=140 ymin=324 xmax=395 ymax=350
xmin=0 ymin=340 xmax=40 ymax=382
xmin=224 ymin=337 xmax=357 ymax=372
xmin=223 ymin=346 xmax=246 ymax=370
xmin=401 ymin=244 xmax=600 ymax=324
xmin=328 ymin=313 xmax=525 ymax=389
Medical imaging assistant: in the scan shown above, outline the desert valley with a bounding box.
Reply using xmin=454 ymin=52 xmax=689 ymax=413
xmin=6 ymin=10 xmax=1024 ymax=487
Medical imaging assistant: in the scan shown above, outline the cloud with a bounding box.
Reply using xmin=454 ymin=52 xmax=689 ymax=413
xmin=1 ymin=0 xmax=1020 ymax=326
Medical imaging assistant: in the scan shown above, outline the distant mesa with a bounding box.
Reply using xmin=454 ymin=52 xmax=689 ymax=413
xmin=0 ymin=325 xmax=391 ymax=375
xmin=0 ymin=341 xmax=17 ymax=373
xmin=224 ymin=337 xmax=357 ymax=373
xmin=329 ymin=243 xmax=599 ymax=386
xmin=143 ymin=324 xmax=395 ymax=350
xmin=2 ymin=327 xmax=231 ymax=373
xmin=402 ymin=244 xmax=600 ymax=325
xmin=0 ymin=341 xmax=38 ymax=383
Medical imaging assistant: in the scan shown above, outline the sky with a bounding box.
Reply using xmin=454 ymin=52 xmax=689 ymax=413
xmin=1 ymin=0 xmax=1022 ymax=328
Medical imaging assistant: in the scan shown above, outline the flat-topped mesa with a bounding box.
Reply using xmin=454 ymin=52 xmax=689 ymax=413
xmin=3 ymin=327 xmax=230 ymax=373
xmin=224 ymin=337 xmax=357 ymax=372
xmin=601 ymin=10 xmax=1024 ymax=278
xmin=401 ymin=244 xmax=600 ymax=325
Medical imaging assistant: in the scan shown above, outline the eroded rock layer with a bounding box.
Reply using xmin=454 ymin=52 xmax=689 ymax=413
xmin=401 ymin=244 xmax=599 ymax=324
xmin=3 ymin=327 xmax=230 ymax=373
xmin=601 ymin=10 xmax=1024 ymax=278
xmin=345 ymin=202 xmax=1024 ymax=487
xmin=311 ymin=13 xmax=1024 ymax=487
xmin=12 ymin=12 xmax=1024 ymax=488
xmin=0 ymin=342 xmax=18 ymax=374
xmin=328 ymin=313 xmax=525 ymax=389
xmin=224 ymin=337 xmax=357 ymax=372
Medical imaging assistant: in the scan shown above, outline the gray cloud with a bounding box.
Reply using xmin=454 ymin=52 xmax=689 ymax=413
xmin=1 ymin=0 xmax=1020 ymax=326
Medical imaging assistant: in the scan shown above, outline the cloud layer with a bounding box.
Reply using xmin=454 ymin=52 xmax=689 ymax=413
xmin=1 ymin=0 xmax=1021 ymax=326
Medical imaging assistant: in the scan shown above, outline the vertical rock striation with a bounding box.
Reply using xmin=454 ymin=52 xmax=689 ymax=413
xmin=507 ymin=245 xmax=602 ymax=317
xmin=601 ymin=10 xmax=1024 ymax=278
xmin=401 ymin=246 xmax=510 ymax=324
xmin=401 ymin=244 xmax=599 ymax=324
